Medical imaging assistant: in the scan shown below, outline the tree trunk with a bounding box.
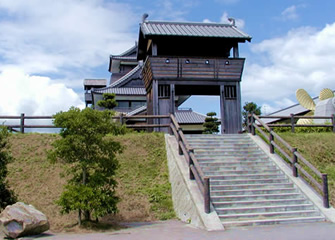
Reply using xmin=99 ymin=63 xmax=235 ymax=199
xmin=78 ymin=209 xmax=82 ymax=226
xmin=82 ymin=166 xmax=91 ymax=221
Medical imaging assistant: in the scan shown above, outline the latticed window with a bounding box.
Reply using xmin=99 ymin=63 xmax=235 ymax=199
xmin=224 ymin=85 xmax=237 ymax=99
xmin=158 ymin=85 xmax=170 ymax=98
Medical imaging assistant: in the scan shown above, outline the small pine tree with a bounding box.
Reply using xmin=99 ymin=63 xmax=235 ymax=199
xmin=97 ymin=93 xmax=117 ymax=110
xmin=203 ymin=112 xmax=220 ymax=134
xmin=0 ymin=126 xmax=17 ymax=210
xmin=242 ymin=102 xmax=261 ymax=129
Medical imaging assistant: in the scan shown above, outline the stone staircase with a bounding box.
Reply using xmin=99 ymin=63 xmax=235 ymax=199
xmin=185 ymin=134 xmax=326 ymax=227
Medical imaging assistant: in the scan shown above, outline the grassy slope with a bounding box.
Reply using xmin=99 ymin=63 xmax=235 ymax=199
xmin=6 ymin=132 xmax=175 ymax=232
xmin=278 ymin=132 xmax=335 ymax=205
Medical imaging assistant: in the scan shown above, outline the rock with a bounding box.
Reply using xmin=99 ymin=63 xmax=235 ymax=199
xmin=0 ymin=202 xmax=49 ymax=239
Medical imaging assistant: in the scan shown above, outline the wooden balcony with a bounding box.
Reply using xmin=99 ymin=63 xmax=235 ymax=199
xmin=142 ymin=56 xmax=245 ymax=90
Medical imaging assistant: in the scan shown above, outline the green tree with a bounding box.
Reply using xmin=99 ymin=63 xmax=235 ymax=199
xmin=242 ymin=102 xmax=262 ymax=129
xmin=203 ymin=112 xmax=220 ymax=134
xmin=0 ymin=126 xmax=17 ymax=210
xmin=97 ymin=93 xmax=117 ymax=110
xmin=48 ymin=107 xmax=125 ymax=225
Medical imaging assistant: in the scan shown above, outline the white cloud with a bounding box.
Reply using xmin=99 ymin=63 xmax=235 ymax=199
xmin=203 ymin=12 xmax=245 ymax=29
xmin=220 ymin=12 xmax=245 ymax=29
xmin=0 ymin=0 xmax=137 ymax=77
xmin=243 ymin=23 xmax=335 ymax=113
xmin=281 ymin=5 xmax=298 ymax=21
xmin=0 ymin=68 xmax=84 ymax=115
xmin=0 ymin=0 xmax=137 ymax=115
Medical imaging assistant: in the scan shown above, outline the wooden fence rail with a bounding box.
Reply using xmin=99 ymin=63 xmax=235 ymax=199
xmin=0 ymin=113 xmax=172 ymax=133
xmin=248 ymin=113 xmax=330 ymax=208
xmin=258 ymin=114 xmax=335 ymax=133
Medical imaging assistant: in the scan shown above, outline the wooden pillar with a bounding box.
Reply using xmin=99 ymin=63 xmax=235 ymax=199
xmin=236 ymin=82 xmax=242 ymax=132
xmin=220 ymin=85 xmax=225 ymax=134
xmin=233 ymin=43 xmax=239 ymax=58
xmin=152 ymin=42 xmax=158 ymax=56
xmin=170 ymin=84 xmax=175 ymax=114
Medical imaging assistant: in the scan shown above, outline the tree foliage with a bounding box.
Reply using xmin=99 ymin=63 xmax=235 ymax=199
xmin=97 ymin=93 xmax=117 ymax=110
xmin=48 ymin=107 xmax=126 ymax=224
xmin=203 ymin=112 xmax=220 ymax=134
xmin=0 ymin=126 xmax=16 ymax=210
xmin=242 ymin=102 xmax=262 ymax=129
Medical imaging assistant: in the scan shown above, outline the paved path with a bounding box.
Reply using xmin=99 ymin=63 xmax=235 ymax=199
xmin=14 ymin=220 xmax=335 ymax=240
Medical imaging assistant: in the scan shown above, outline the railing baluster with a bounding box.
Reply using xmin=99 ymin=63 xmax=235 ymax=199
xmin=322 ymin=174 xmax=330 ymax=208
xmin=204 ymin=177 xmax=210 ymax=214
xmin=292 ymin=148 xmax=298 ymax=177
xmin=290 ymin=113 xmax=295 ymax=133
xmin=20 ymin=113 xmax=25 ymax=134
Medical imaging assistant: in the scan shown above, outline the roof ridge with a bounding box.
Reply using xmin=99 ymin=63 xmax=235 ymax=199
xmin=144 ymin=20 xmax=233 ymax=27
xmin=109 ymin=65 xmax=141 ymax=88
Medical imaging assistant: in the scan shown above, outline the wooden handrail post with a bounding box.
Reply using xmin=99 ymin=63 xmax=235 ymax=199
xmin=20 ymin=113 xmax=25 ymax=134
xmin=322 ymin=174 xmax=330 ymax=208
xmin=178 ymin=128 xmax=183 ymax=155
xmin=269 ymin=132 xmax=274 ymax=154
xmin=204 ymin=177 xmax=210 ymax=213
xmin=292 ymin=148 xmax=298 ymax=177
xmin=251 ymin=113 xmax=255 ymax=135
xmin=189 ymin=149 xmax=195 ymax=180
xmin=290 ymin=114 xmax=295 ymax=133
xmin=332 ymin=114 xmax=335 ymax=133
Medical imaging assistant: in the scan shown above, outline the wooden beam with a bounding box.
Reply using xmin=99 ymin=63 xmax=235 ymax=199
xmin=220 ymin=85 xmax=225 ymax=134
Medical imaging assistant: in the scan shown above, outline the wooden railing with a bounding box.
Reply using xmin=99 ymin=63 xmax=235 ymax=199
xmin=169 ymin=114 xmax=211 ymax=213
xmin=260 ymin=114 xmax=335 ymax=133
xmin=0 ymin=114 xmax=54 ymax=133
xmin=0 ymin=113 xmax=171 ymax=133
xmin=248 ymin=113 xmax=330 ymax=208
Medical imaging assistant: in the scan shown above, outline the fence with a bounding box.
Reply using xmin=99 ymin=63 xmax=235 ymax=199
xmin=0 ymin=113 xmax=171 ymax=133
xmin=0 ymin=112 xmax=211 ymax=213
xmin=248 ymin=113 xmax=330 ymax=208
xmin=260 ymin=114 xmax=335 ymax=133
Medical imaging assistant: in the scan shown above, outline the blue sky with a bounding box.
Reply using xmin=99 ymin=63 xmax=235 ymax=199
xmin=0 ymin=0 xmax=335 ymax=116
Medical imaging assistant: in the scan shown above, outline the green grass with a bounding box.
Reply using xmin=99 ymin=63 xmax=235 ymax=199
xmin=6 ymin=132 xmax=175 ymax=232
xmin=256 ymin=129 xmax=335 ymax=206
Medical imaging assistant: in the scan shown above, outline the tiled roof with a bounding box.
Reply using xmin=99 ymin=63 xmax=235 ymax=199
xmin=110 ymin=56 xmax=137 ymax=61
xmin=175 ymin=110 xmax=207 ymax=124
xmin=110 ymin=64 xmax=142 ymax=88
xmin=92 ymin=87 xmax=146 ymax=95
xmin=126 ymin=105 xmax=147 ymax=116
xmin=83 ymin=79 xmax=107 ymax=86
xmin=114 ymin=44 xmax=137 ymax=57
xmin=141 ymin=21 xmax=251 ymax=41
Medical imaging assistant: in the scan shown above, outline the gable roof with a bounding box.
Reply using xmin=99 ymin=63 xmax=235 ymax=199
xmin=92 ymin=87 xmax=146 ymax=96
xmin=109 ymin=64 xmax=142 ymax=88
xmin=140 ymin=21 xmax=252 ymax=40
xmin=175 ymin=109 xmax=207 ymax=124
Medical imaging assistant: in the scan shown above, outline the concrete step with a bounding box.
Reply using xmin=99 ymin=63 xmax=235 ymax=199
xmin=210 ymin=178 xmax=290 ymax=186
xmin=208 ymin=173 xmax=286 ymax=180
xmin=221 ymin=216 xmax=325 ymax=227
xmin=202 ymin=165 xmax=279 ymax=171
xmin=219 ymin=210 xmax=320 ymax=221
xmin=204 ymin=169 xmax=281 ymax=176
xmin=211 ymin=188 xmax=298 ymax=196
xmin=199 ymin=160 xmax=274 ymax=167
xmin=188 ymin=143 xmax=257 ymax=148
xmin=212 ymin=198 xmax=310 ymax=208
xmin=195 ymin=150 xmax=264 ymax=155
xmin=211 ymin=183 xmax=294 ymax=191
xmin=215 ymin=204 xmax=316 ymax=215
xmin=211 ymin=192 xmax=303 ymax=202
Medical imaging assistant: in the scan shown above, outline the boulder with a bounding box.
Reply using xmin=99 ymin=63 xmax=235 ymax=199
xmin=0 ymin=202 xmax=49 ymax=238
